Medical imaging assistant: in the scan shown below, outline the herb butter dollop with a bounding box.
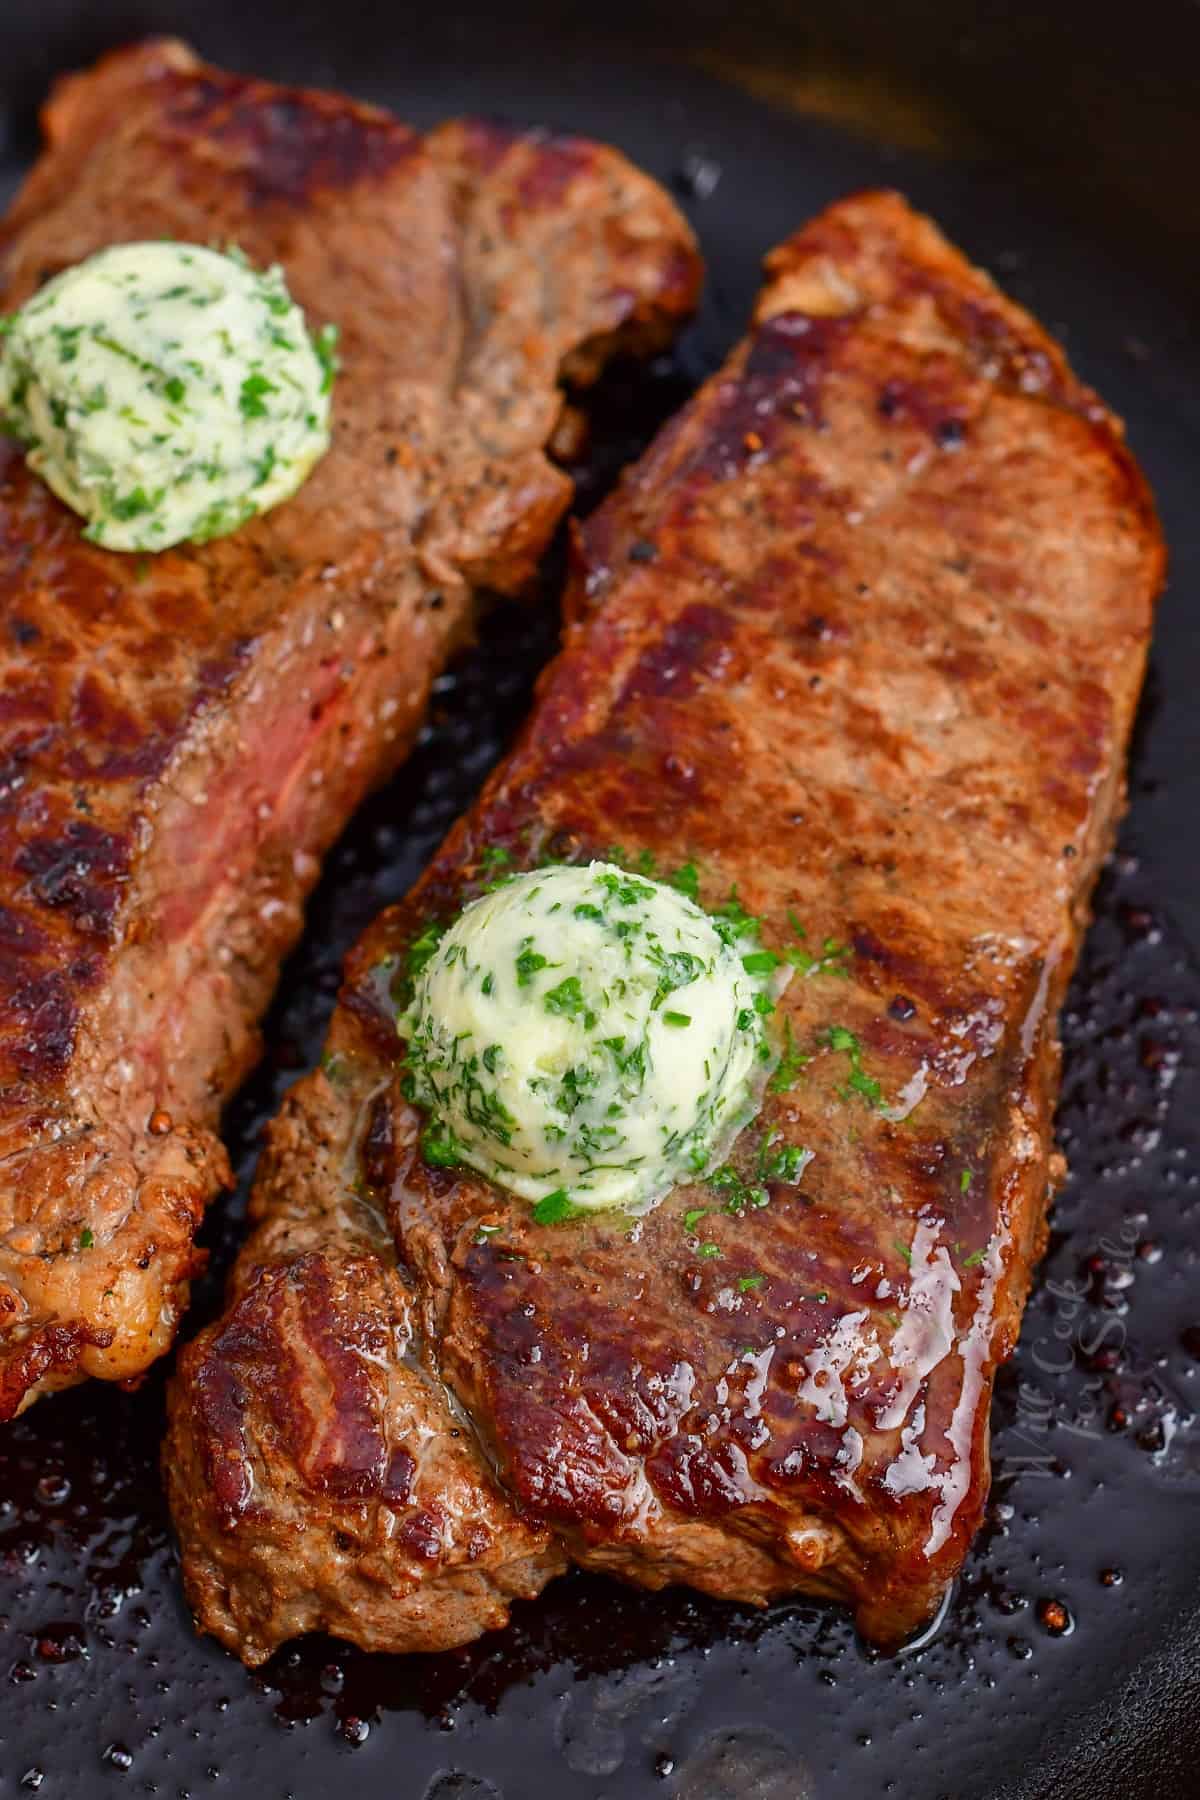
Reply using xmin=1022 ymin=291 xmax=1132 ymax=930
xmin=0 ymin=242 xmax=337 ymax=551
xmin=401 ymin=862 xmax=779 ymax=1214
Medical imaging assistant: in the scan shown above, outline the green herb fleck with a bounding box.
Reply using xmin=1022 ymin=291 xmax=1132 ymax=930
xmin=78 ymin=1227 xmax=95 ymax=1250
xmin=663 ymin=1010 xmax=691 ymax=1028
xmin=671 ymin=861 xmax=700 ymax=902
xmin=825 ymin=1025 xmax=883 ymax=1108
xmin=785 ymin=911 xmax=853 ymax=978
xmin=479 ymin=844 xmax=512 ymax=875
xmin=770 ymin=1018 xmax=809 ymax=1093
xmin=533 ymin=1189 xmax=584 ymax=1226
xmin=758 ymin=1138 xmax=811 ymax=1184
xmin=709 ymin=1163 xmax=769 ymax=1216
xmin=320 ymin=1049 xmax=351 ymax=1087
xmin=109 ymin=486 xmax=160 ymax=522
xmin=421 ymin=1120 xmax=464 ymax=1167
xmin=187 ymin=494 xmax=257 ymax=545
xmin=239 ymin=371 xmax=277 ymax=418
xmin=741 ymin=949 xmax=780 ymax=977
xmin=392 ymin=916 xmax=446 ymax=1013
xmin=544 ymin=975 xmax=592 ymax=1023
xmin=712 ymin=887 xmax=761 ymax=946
xmin=516 ymin=938 xmax=550 ymax=986
xmin=649 ymin=949 xmax=704 ymax=1010
xmin=315 ymin=322 xmax=340 ymax=393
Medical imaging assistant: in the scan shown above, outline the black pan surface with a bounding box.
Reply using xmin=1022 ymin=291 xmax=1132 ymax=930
xmin=1 ymin=4 xmax=1198 ymax=1796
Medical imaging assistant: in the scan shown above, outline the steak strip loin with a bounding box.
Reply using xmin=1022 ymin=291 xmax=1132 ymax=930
xmin=0 ymin=40 xmax=699 ymax=1415
xmin=167 ymin=191 xmax=1162 ymax=1660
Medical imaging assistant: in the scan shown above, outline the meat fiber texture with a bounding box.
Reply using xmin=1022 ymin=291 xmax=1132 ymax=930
xmin=166 ymin=190 xmax=1163 ymax=1661
xmin=0 ymin=40 xmax=700 ymax=1415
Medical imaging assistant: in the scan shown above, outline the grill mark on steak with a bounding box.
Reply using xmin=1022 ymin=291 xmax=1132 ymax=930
xmin=14 ymin=819 xmax=130 ymax=940
xmin=618 ymin=602 xmax=737 ymax=704
xmin=193 ymin=1252 xmax=419 ymax=1522
xmin=166 ymin=190 xmax=1163 ymax=1661
xmin=163 ymin=69 xmax=422 ymax=208
xmin=0 ymin=39 xmax=700 ymax=1416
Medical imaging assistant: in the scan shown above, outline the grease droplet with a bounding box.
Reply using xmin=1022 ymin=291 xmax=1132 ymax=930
xmin=1036 ymin=1598 xmax=1074 ymax=1636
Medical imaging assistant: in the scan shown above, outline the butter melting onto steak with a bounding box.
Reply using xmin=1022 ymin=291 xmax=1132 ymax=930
xmin=0 ymin=41 xmax=700 ymax=1415
xmin=166 ymin=192 xmax=1163 ymax=1659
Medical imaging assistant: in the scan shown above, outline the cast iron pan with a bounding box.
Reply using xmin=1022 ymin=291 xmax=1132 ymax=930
xmin=1 ymin=3 xmax=1198 ymax=1795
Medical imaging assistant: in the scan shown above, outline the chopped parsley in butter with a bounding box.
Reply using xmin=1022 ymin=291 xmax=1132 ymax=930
xmin=0 ymin=242 xmax=337 ymax=551
xmin=399 ymin=861 xmax=782 ymax=1215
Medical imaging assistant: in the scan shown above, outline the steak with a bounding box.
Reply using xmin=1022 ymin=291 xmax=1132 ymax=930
xmin=166 ymin=191 xmax=1163 ymax=1660
xmin=0 ymin=42 xmax=699 ymax=1417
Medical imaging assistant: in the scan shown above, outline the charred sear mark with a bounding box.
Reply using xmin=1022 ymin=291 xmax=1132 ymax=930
xmin=850 ymin=926 xmax=956 ymax=1018
xmin=913 ymin=279 xmax=1086 ymax=418
xmin=360 ymin=1089 xmax=395 ymax=1193
xmin=876 ymin=375 xmax=968 ymax=446
xmin=0 ymin=1317 xmax=115 ymax=1423
xmin=398 ymin=1506 xmax=446 ymax=1561
xmin=165 ymin=72 xmax=419 ymax=206
xmin=63 ymin=672 xmax=175 ymax=784
xmin=188 ymin=1253 xmax=410 ymax=1522
xmin=0 ymin=965 xmax=80 ymax=1084
xmin=0 ymin=901 xmax=48 ymax=956
xmin=0 ymin=750 xmax=32 ymax=802
xmin=454 ymin=123 xmax=596 ymax=211
xmin=619 ymin=602 xmax=736 ymax=705
xmin=54 ymin=642 xmax=245 ymax=786
xmin=187 ymin=1295 xmax=262 ymax=1520
xmin=517 ymin=138 xmax=593 ymax=210
xmin=15 ymin=820 xmax=130 ymax=938
xmin=647 ymin=1436 xmax=755 ymax=1514
xmin=695 ymin=312 xmax=852 ymax=482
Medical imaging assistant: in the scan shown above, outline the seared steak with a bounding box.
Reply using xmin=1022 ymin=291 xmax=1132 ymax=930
xmin=167 ymin=191 xmax=1163 ymax=1660
xmin=0 ymin=42 xmax=699 ymax=1416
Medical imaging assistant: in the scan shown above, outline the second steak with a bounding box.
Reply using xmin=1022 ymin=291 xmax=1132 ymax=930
xmin=166 ymin=190 xmax=1162 ymax=1660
